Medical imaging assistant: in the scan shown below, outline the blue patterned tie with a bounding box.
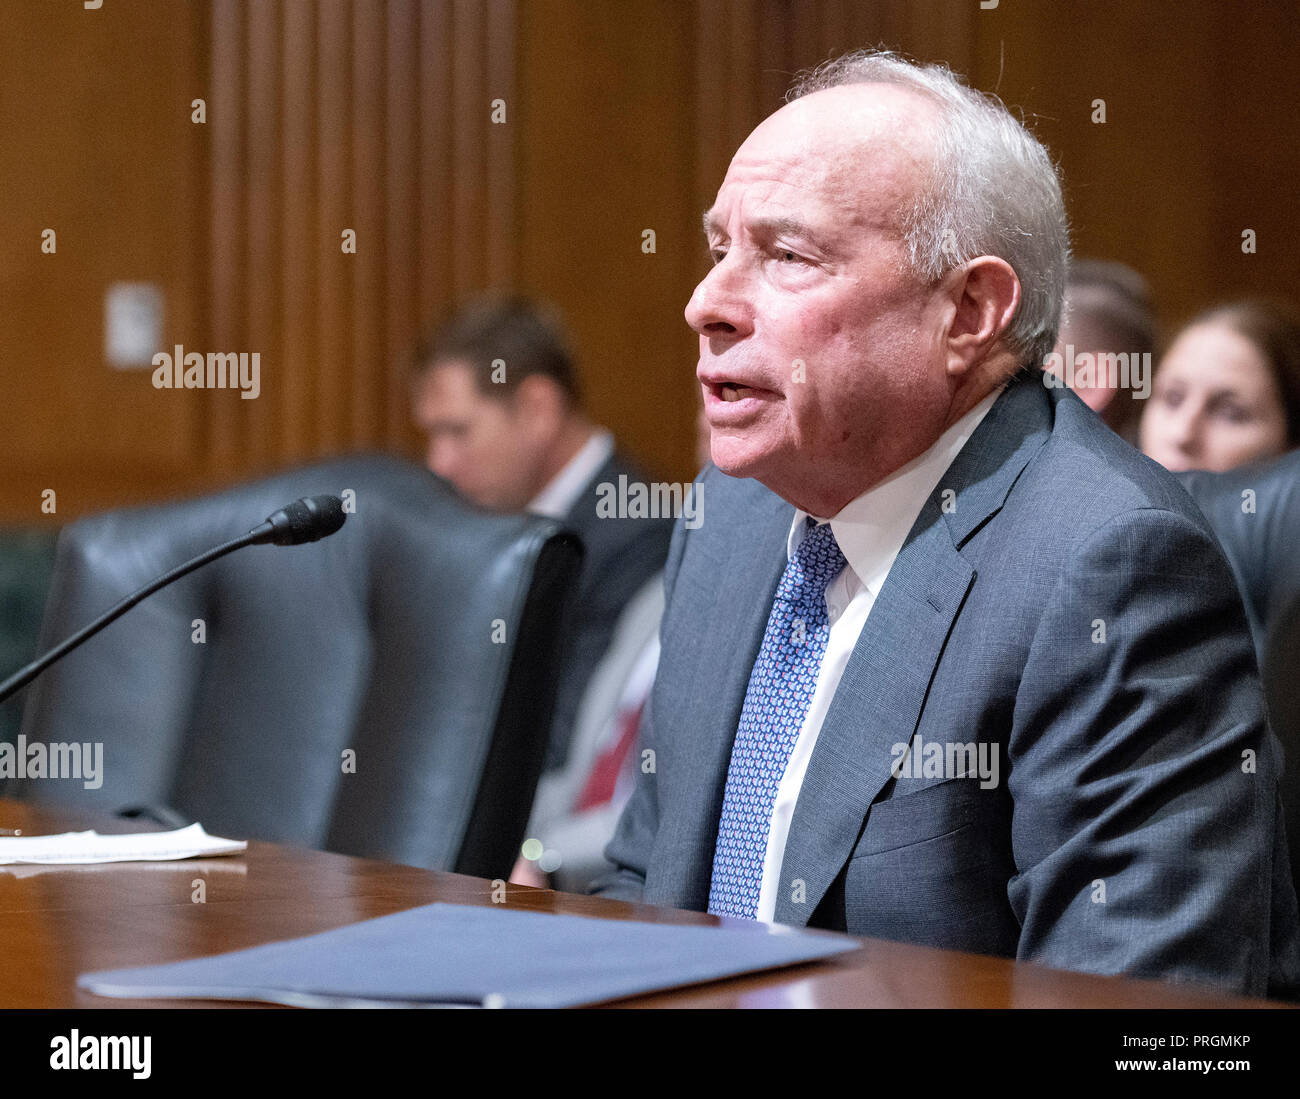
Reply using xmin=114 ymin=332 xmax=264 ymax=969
xmin=708 ymin=517 xmax=847 ymax=918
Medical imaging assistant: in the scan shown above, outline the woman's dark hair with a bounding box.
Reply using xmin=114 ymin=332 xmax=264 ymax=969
xmin=1182 ymin=299 xmax=1300 ymax=445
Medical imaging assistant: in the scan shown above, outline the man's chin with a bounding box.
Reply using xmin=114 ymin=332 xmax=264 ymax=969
xmin=708 ymin=441 xmax=771 ymax=481
xmin=462 ymin=488 xmax=526 ymax=513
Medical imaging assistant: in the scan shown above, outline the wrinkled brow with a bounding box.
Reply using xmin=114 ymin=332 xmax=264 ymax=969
xmin=701 ymin=209 xmax=829 ymax=249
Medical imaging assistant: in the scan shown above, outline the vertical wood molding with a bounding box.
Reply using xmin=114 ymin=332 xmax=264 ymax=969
xmin=450 ymin=0 xmax=486 ymax=302
xmin=350 ymin=1 xmax=387 ymax=451
xmin=417 ymin=1 xmax=453 ymax=343
xmin=316 ymin=0 xmax=352 ymax=458
xmin=209 ymin=0 xmax=246 ymax=471
xmin=242 ymin=0 xmax=283 ymax=472
xmin=203 ymin=0 xmax=519 ymax=471
xmin=281 ymin=0 xmax=318 ymax=459
xmin=484 ymin=0 xmax=517 ymax=290
xmin=384 ymin=0 xmax=420 ymax=445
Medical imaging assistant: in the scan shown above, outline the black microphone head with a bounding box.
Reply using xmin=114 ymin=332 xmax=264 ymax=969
xmin=261 ymin=495 xmax=347 ymax=546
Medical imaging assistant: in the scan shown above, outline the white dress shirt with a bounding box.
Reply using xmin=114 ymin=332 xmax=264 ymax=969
xmin=754 ymin=392 xmax=998 ymax=922
xmin=526 ymin=428 xmax=614 ymax=520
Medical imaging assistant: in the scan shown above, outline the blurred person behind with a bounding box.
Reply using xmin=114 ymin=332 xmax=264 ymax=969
xmin=410 ymin=296 xmax=673 ymax=771
xmin=1045 ymin=259 xmax=1156 ymax=444
xmin=510 ymin=404 xmax=713 ymax=890
xmin=1141 ymin=299 xmax=1300 ymax=473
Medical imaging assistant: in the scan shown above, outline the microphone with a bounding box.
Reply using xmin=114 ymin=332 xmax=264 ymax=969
xmin=246 ymin=494 xmax=347 ymax=546
xmin=0 ymin=495 xmax=347 ymax=704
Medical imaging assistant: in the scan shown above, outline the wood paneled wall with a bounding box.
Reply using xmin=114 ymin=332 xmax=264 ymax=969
xmin=0 ymin=0 xmax=515 ymax=522
xmin=983 ymin=0 xmax=1300 ymax=346
xmin=206 ymin=0 xmax=516 ymax=475
xmin=690 ymin=0 xmax=979 ymax=208
xmin=1 ymin=0 xmax=1297 ymax=521
xmin=0 ymin=0 xmax=207 ymax=521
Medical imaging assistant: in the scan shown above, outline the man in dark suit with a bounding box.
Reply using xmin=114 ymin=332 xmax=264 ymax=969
xmin=594 ymin=49 xmax=1300 ymax=997
xmin=410 ymin=296 xmax=673 ymax=772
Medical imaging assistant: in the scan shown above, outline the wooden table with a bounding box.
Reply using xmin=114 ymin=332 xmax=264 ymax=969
xmin=0 ymin=797 xmax=1281 ymax=1009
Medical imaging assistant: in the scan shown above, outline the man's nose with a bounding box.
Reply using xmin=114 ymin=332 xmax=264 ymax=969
xmin=426 ymin=438 xmax=458 ymax=481
xmin=684 ymin=256 xmax=752 ymax=339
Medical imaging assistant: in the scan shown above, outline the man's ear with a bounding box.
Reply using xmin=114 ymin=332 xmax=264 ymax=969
xmin=512 ymin=374 xmax=568 ymax=433
xmin=942 ymin=256 xmax=1021 ymax=377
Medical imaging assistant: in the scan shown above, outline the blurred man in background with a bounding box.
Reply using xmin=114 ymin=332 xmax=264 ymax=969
xmin=410 ymin=296 xmax=673 ymax=777
xmin=1045 ymin=259 xmax=1156 ymax=445
xmin=509 ymin=404 xmax=713 ymax=890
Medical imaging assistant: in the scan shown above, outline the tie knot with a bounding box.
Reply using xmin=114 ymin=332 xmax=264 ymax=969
xmin=793 ymin=517 xmax=846 ymax=589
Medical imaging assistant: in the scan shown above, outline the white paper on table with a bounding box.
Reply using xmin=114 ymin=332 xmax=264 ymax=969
xmin=0 ymin=823 xmax=247 ymax=865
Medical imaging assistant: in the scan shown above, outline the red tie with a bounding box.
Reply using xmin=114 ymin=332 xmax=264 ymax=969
xmin=573 ymin=699 xmax=645 ymax=812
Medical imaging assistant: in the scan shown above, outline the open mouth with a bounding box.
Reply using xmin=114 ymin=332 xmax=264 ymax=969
xmin=700 ymin=376 xmax=776 ymax=420
xmin=704 ymin=378 xmax=772 ymax=401
xmin=717 ymin=382 xmax=760 ymax=402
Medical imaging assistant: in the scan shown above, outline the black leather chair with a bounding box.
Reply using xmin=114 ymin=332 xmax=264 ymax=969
xmin=0 ymin=527 xmax=59 ymax=748
xmin=7 ymin=455 xmax=582 ymax=878
xmin=1178 ymin=451 xmax=1300 ymax=654
xmin=1179 ymin=450 xmax=1300 ymax=908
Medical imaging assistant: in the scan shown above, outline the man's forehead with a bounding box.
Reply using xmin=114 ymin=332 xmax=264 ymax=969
xmin=707 ymin=83 xmax=937 ymax=231
xmin=418 ymin=359 xmax=481 ymax=404
xmin=755 ymin=81 xmax=940 ymax=154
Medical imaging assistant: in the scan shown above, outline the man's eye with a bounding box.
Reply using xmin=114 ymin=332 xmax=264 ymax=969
xmin=776 ymin=249 xmax=803 ymax=263
xmin=709 ymin=248 xmax=727 ymax=264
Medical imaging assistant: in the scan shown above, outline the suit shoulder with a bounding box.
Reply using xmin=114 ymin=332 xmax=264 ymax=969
xmin=1015 ymin=394 xmax=1216 ymax=540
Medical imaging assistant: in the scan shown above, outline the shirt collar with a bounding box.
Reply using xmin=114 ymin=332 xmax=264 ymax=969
xmin=787 ymin=391 xmax=999 ymax=596
xmin=527 ymin=428 xmax=615 ymax=519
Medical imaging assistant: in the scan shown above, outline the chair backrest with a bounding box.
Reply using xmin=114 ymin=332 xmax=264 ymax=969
xmin=1178 ymin=450 xmax=1300 ymax=904
xmin=1264 ymin=596 xmax=1300 ymax=900
xmin=1177 ymin=451 xmax=1300 ymax=652
xmin=0 ymin=528 xmax=60 ymax=748
xmin=8 ymin=454 xmax=582 ymax=877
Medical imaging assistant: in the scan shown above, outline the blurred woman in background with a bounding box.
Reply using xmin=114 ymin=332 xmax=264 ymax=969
xmin=1141 ymin=300 xmax=1300 ymax=472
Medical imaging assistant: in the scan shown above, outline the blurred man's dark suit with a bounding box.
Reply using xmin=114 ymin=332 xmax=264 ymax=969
xmin=597 ymin=371 xmax=1300 ymax=998
xmin=544 ymin=448 xmax=672 ymax=769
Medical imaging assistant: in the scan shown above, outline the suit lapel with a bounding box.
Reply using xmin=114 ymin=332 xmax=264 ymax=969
xmin=773 ymin=505 xmax=973 ymax=924
xmin=649 ymin=482 xmax=792 ymax=911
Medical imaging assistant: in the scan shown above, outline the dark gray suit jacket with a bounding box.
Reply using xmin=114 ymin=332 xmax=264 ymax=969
xmin=597 ymin=372 xmax=1300 ymax=998
xmin=545 ymin=450 xmax=673 ymax=770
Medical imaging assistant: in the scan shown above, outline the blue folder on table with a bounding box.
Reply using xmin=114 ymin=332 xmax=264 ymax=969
xmin=78 ymin=902 xmax=858 ymax=1007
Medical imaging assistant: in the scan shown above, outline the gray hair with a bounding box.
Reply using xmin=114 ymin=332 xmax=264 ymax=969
xmin=787 ymin=49 xmax=1070 ymax=371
